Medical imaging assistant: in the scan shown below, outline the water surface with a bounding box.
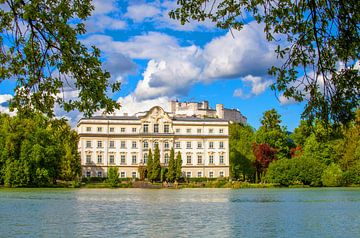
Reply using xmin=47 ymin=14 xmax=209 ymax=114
xmin=1 ymin=188 xmax=360 ymax=237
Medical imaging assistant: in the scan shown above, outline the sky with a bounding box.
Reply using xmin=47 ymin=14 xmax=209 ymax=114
xmin=0 ymin=0 xmax=307 ymax=131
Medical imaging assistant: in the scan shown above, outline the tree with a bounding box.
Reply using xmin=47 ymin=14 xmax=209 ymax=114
xmin=146 ymin=149 xmax=153 ymax=181
xmin=167 ymin=148 xmax=176 ymax=182
xmin=170 ymin=0 xmax=360 ymax=125
xmin=175 ymin=151 xmax=182 ymax=181
xmin=151 ymin=144 xmax=161 ymax=182
xmin=107 ymin=167 xmax=119 ymax=187
xmin=0 ymin=0 xmax=120 ymax=117
xmin=255 ymin=109 xmax=293 ymax=159
xmin=252 ymin=143 xmax=277 ymax=182
xmin=229 ymin=123 xmax=256 ymax=181
xmin=322 ymin=163 xmax=343 ymax=187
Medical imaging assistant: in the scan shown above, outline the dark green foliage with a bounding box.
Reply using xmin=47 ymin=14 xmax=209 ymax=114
xmin=170 ymin=0 xmax=360 ymax=125
xmin=321 ymin=163 xmax=343 ymax=187
xmin=175 ymin=151 xmax=182 ymax=181
xmin=107 ymin=167 xmax=119 ymax=187
xmin=151 ymin=144 xmax=161 ymax=182
xmin=146 ymin=149 xmax=153 ymax=180
xmin=229 ymin=123 xmax=256 ymax=181
xmin=166 ymin=148 xmax=176 ymax=182
xmin=0 ymin=0 xmax=120 ymax=117
xmin=0 ymin=113 xmax=81 ymax=187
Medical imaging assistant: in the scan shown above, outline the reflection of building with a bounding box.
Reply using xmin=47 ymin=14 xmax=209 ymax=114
xmin=169 ymin=100 xmax=247 ymax=124
xmin=78 ymin=106 xmax=230 ymax=178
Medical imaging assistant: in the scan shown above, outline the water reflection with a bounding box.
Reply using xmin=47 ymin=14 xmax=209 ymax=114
xmin=1 ymin=188 xmax=360 ymax=237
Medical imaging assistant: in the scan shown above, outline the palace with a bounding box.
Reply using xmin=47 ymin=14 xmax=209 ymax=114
xmin=77 ymin=101 xmax=242 ymax=179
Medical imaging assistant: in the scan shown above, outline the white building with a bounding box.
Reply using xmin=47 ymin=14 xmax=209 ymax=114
xmin=77 ymin=106 xmax=230 ymax=179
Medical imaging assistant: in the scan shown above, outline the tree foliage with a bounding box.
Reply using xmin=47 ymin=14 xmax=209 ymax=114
xmin=107 ymin=167 xmax=119 ymax=187
xmin=0 ymin=0 xmax=120 ymax=117
xmin=175 ymin=151 xmax=182 ymax=181
xmin=151 ymin=144 xmax=161 ymax=182
xmin=252 ymin=143 xmax=277 ymax=182
xmin=167 ymin=148 xmax=176 ymax=182
xmin=0 ymin=113 xmax=81 ymax=187
xmin=146 ymin=149 xmax=153 ymax=180
xmin=170 ymin=0 xmax=360 ymax=124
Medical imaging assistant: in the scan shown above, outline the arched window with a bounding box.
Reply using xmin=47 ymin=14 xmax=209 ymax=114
xmin=143 ymin=153 xmax=148 ymax=164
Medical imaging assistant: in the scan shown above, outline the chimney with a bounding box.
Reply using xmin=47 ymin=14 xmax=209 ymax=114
xmin=216 ymin=104 xmax=224 ymax=119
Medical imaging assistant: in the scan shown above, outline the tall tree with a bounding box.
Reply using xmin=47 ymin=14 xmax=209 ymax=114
xmin=167 ymin=148 xmax=176 ymax=182
xmin=146 ymin=149 xmax=153 ymax=181
xmin=175 ymin=151 xmax=182 ymax=181
xmin=151 ymin=144 xmax=161 ymax=182
xmin=0 ymin=0 xmax=120 ymax=117
xmin=252 ymin=143 xmax=277 ymax=182
xmin=107 ymin=167 xmax=119 ymax=187
xmin=170 ymin=0 xmax=360 ymax=124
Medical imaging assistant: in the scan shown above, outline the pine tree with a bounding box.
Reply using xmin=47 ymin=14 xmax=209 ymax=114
xmin=152 ymin=144 xmax=161 ymax=182
xmin=146 ymin=149 xmax=153 ymax=181
xmin=167 ymin=148 xmax=176 ymax=182
xmin=175 ymin=151 xmax=183 ymax=181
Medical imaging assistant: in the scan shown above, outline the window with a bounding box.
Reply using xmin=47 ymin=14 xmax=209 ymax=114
xmin=120 ymin=155 xmax=126 ymax=164
xmin=97 ymin=171 xmax=102 ymax=177
xmin=175 ymin=142 xmax=181 ymax=148
xmin=120 ymin=141 xmax=126 ymax=149
xmin=86 ymin=171 xmax=91 ymax=177
xmin=109 ymin=141 xmax=115 ymax=148
xmin=175 ymin=128 xmax=180 ymax=133
xmin=219 ymin=129 xmax=224 ymax=134
xmin=164 ymin=125 xmax=170 ymax=133
xmin=219 ymin=142 xmax=224 ymax=149
xmin=209 ymin=142 xmax=214 ymax=149
xmin=143 ymin=154 xmax=148 ymax=164
xmin=97 ymin=141 xmax=103 ymax=148
xmin=109 ymin=155 xmax=115 ymax=164
xmin=143 ymin=141 xmax=148 ymax=148
xmin=132 ymin=127 xmax=137 ymax=133
xmin=186 ymin=142 xmax=191 ymax=149
xmin=86 ymin=127 xmax=91 ymax=132
xmin=219 ymin=171 xmax=224 ymax=177
xmin=97 ymin=154 xmax=103 ymax=164
xmin=209 ymin=155 xmax=214 ymax=164
xmin=132 ymin=141 xmax=137 ymax=149
xmin=164 ymin=141 xmax=169 ymax=149
xmin=186 ymin=128 xmax=191 ymax=133
xmin=197 ymin=142 xmax=202 ymax=149
xmin=86 ymin=141 xmax=92 ymax=148
xmin=154 ymin=141 xmax=159 ymax=148
xmin=197 ymin=171 xmax=202 ymax=178
xmin=164 ymin=154 xmax=169 ymax=164
xmin=209 ymin=171 xmax=214 ymax=178
xmin=143 ymin=124 xmax=149 ymax=133
xmin=120 ymin=172 xmax=126 ymax=178
xmin=109 ymin=127 xmax=115 ymax=132
xmin=187 ymin=155 xmax=192 ymax=164
xmin=197 ymin=128 xmax=202 ymax=134
xmin=209 ymin=128 xmax=213 ymax=134
xmin=154 ymin=124 xmax=159 ymax=133
xmin=132 ymin=172 xmax=137 ymax=178
xmin=86 ymin=154 xmax=91 ymax=164
xmin=121 ymin=127 xmax=125 ymax=133
xmin=186 ymin=171 xmax=191 ymax=178
xmin=197 ymin=155 xmax=203 ymax=164
xmin=220 ymin=155 xmax=224 ymax=164
xmin=132 ymin=155 xmax=137 ymax=164
xmin=97 ymin=127 xmax=102 ymax=132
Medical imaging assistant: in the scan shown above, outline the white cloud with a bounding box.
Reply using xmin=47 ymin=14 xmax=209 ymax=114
xmin=86 ymin=16 xmax=127 ymax=33
xmin=242 ymin=75 xmax=272 ymax=95
xmin=0 ymin=94 xmax=16 ymax=116
xmin=92 ymin=0 xmax=117 ymax=15
xmin=279 ymin=94 xmax=298 ymax=105
xmin=116 ymin=95 xmax=171 ymax=116
xmin=125 ymin=4 xmax=161 ymax=22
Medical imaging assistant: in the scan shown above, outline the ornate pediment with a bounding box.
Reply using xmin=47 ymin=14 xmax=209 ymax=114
xmin=140 ymin=106 xmax=172 ymax=123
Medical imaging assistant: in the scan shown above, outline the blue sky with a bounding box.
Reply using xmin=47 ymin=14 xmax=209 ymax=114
xmin=0 ymin=0 xmax=306 ymax=131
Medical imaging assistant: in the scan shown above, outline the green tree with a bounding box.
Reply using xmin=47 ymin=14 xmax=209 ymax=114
xmin=322 ymin=163 xmax=343 ymax=187
xmin=170 ymin=0 xmax=360 ymax=125
xmin=107 ymin=167 xmax=119 ymax=187
xmin=167 ymin=148 xmax=176 ymax=182
xmin=0 ymin=0 xmax=120 ymax=117
xmin=255 ymin=109 xmax=293 ymax=159
xmin=175 ymin=151 xmax=182 ymax=181
xmin=146 ymin=149 xmax=153 ymax=181
xmin=229 ymin=123 xmax=256 ymax=181
xmin=151 ymin=144 xmax=161 ymax=182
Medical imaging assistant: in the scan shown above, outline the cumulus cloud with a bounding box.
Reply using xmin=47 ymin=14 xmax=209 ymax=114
xmin=0 ymin=94 xmax=16 ymax=115
xmin=279 ymin=95 xmax=298 ymax=105
xmin=125 ymin=4 xmax=161 ymax=22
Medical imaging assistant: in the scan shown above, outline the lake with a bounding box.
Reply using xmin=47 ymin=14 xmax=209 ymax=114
xmin=1 ymin=188 xmax=360 ymax=237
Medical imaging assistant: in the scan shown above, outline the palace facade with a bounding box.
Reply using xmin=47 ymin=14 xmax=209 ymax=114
xmin=77 ymin=106 xmax=230 ymax=179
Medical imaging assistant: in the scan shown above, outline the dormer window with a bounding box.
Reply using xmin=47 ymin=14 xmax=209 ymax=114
xmin=164 ymin=124 xmax=169 ymax=133
xmin=154 ymin=124 xmax=159 ymax=133
xmin=143 ymin=124 xmax=148 ymax=133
